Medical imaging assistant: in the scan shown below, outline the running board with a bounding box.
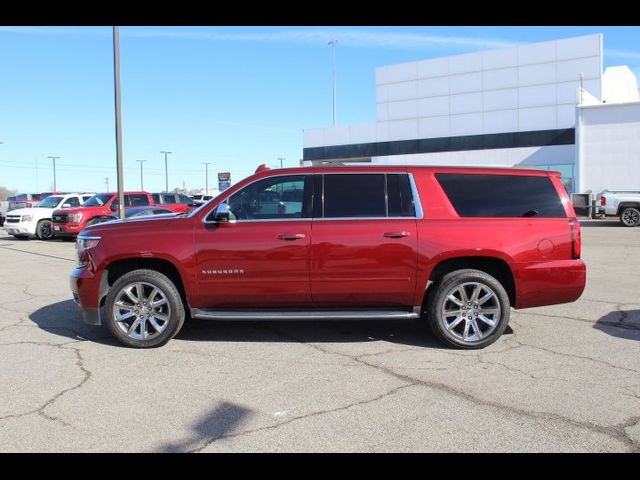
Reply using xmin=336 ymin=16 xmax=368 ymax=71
xmin=191 ymin=307 xmax=422 ymax=321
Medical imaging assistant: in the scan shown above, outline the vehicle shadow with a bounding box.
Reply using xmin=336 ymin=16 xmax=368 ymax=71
xmin=28 ymin=299 xmax=119 ymax=346
xmin=593 ymin=309 xmax=640 ymax=342
xmin=177 ymin=318 xmax=515 ymax=349
xmin=158 ymin=401 xmax=253 ymax=452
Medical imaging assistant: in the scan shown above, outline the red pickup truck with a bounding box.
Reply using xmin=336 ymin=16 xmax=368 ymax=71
xmin=71 ymin=165 xmax=586 ymax=349
xmin=52 ymin=191 xmax=196 ymax=238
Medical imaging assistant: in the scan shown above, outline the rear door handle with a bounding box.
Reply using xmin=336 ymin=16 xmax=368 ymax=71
xmin=383 ymin=231 xmax=411 ymax=238
xmin=277 ymin=233 xmax=306 ymax=241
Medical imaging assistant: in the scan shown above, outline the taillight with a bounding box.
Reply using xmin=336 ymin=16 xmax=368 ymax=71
xmin=600 ymin=196 xmax=606 ymax=206
xmin=569 ymin=217 xmax=581 ymax=259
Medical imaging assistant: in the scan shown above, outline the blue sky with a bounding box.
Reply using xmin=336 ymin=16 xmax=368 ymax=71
xmin=1 ymin=25 xmax=639 ymax=194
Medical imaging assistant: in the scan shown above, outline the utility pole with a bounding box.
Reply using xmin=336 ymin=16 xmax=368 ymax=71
xmin=328 ymin=39 xmax=339 ymax=126
xmin=160 ymin=151 xmax=172 ymax=192
xmin=277 ymin=157 xmax=285 ymax=169
xmin=105 ymin=177 xmax=110 ymax=191
xmin=202 ymin=162 xmax=211 ymax=195
xmin=113 ymin=26 xmax=125 ymax=219
xmin=47 ymin=156 xmax=60 ymax=191
xmin=136 ymin=159 xmax=147 ymax=190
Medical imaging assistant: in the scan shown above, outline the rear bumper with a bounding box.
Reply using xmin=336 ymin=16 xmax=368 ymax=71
xmin=514 ymin=259 xmax=586 ymax=309
xmin=70 ymin=267 xmax=102 ymax=325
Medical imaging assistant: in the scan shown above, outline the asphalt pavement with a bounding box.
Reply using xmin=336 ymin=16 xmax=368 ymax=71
xmin=0 ymin=221 xmax=639 ymax=452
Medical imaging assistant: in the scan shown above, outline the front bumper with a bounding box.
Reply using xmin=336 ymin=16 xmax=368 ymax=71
xmin=53 ymin=223 xmax=83 ymax=237
xmin=70 ymin=267 xmax=102 ymax=325
xmin=3 ymin=222 xmax=36 ymax=236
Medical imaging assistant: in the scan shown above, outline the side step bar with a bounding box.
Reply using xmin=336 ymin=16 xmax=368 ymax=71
xmin=191 ymin=306 xmax=422 ymax=321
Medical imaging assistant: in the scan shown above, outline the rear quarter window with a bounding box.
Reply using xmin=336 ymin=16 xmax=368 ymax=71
xmin=435 ymin=173 xmax=566 ymax=218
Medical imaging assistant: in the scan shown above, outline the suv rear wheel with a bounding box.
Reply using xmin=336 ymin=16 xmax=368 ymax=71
xmin=427 ymin=269 xmax=510 ymax=349
xmin=620 ymin=207 xmax=640 ymax=227
xmin=104 ymin=269 xmax=185 ymax=348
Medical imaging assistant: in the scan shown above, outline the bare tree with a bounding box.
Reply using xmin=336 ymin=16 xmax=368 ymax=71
xmin=0 ymin=186 xmax=17 ymax=201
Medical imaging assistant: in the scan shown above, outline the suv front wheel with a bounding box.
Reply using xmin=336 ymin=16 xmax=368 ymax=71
xmin=427 ymin=269 xmax=510 ymax=349
xmin=104 ymin=269 xmax=185 ymax=348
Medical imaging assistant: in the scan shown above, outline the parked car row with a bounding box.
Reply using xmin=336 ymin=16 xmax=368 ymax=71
xmin=3 ymin=190 xmax=199 ymax=240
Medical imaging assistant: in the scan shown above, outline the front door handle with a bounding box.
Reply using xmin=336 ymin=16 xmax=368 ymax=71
xmin=277 ymin=233 xmax=306 ymax=241
xmin=383 ymin=231 xmax=411 ymax=238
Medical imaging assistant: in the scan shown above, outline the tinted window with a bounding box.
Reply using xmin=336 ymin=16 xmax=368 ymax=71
xmin=178 ymin=195 xmax=193 ymax=204
xmin=65 ymin=197 xmax=81 ymax=207
xmin=323 ymin=174 xmax=386 ymax=218
xmin=387 ymin=174 xmax=415 ymax=217
xmin=84 ymin=194 xmax=113 ymax=206
xmin=152 ymin=194 xmax=161 ymax=204
xmin=436 ymin=174 xmax=566 ymax=218
xmin=224 ymin=175 xmax=308 ymax=220
xmin=128 ymin=194 xmax=150 ymax=207
xmin=160 ymin=194 xmax=175 ymax=203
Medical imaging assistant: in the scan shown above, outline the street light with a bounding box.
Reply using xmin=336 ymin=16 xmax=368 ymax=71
xmin=277 ymin=157 xmax=285 ymax=168
xmin=160 ymin=151 xmax=172 ymax=192
xmin=328 ymin=39 xmax=339 ymax=126
xmin=202 ymin=162 xmax=211 ymax=195
xmin=136 ymin=160 xmax=147 ymax=190
xmin=47 ymin=156 xmax=60 ymax=191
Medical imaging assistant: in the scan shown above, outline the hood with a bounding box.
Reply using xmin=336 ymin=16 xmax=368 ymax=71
xmin=6 ymin=207 xmax=33 ymax=216
xmin=52 ymin=205 xmax=110 ymax=216
xmin=83 ymin=214 xmax=184 ymax=234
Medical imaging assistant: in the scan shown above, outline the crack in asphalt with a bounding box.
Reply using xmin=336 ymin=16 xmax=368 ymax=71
xmin=220 ymin=326 xmax=639 ymax=453
xmin=187 ymin=382 xmax=419 ymax=453
xmin=0 ymin=341 xmax=93 ymax=428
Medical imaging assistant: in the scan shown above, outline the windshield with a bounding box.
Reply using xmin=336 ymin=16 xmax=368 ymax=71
xmin=36 ymin=196 xmax=64 ymax=208
xmin=83 ymin=194 xmax=113 ymax=207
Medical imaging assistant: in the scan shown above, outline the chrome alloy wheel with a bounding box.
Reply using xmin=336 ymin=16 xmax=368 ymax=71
xmin=112 ymin=282 xmax=172 ymax=341
xmin=440 ymin=282 xmax=501 ymax=343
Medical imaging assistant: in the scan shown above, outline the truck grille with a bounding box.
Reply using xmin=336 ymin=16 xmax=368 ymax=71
xmin=53 ymin=214 xmax=68 ymax=223
xmin=5 ymin=216 xmax=20 ymax=224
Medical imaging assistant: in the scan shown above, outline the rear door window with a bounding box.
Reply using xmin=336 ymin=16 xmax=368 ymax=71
xmin=323 ymin=174 xmax=386 ymax=218
xmin=126 ymin=194 xmax=151 ymax=207
xmin=435 ymin=173 xmax=565 ymax=218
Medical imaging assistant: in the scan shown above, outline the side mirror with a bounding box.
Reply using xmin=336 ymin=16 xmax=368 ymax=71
xmin=62 ymin=203 xmax=71 ymax=208
xmin=214 ymin=203 xmax=230 ymax=223
xmin=110 ymin=204 xmax=118 ymax=211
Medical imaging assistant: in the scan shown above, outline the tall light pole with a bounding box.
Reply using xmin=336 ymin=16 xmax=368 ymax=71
xmin=328 ymin=39 xmax=339 ymax=126
xmin=136 ymin=159 xmax=147 ymax=190
xmin=47 ymin=156 xmax=60 ymax=191
xmin=113 ymin=26 xmax=125 ymax=219
xmin=105 ymin=177 xmax=110 ymax=191
xmin=202 ymin=162 xmax=211 ymax=195
xmin=277 ymin=157 xmax=285 ymax=168
xmin=161 ymin=151 xmax=172 ymax=192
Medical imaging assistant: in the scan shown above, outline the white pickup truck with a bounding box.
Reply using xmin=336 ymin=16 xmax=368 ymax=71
xmin=3 ymin=193 xmax=94 ymax=240
xmin=596 ymin=190 xmax=640 ymax=227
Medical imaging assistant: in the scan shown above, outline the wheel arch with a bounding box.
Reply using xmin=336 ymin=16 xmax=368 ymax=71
xmin=99 ymin=257 xmax=189 ymax=309
xmin=616 ymin=202 xmax=640 ymax=216
xmin=423 ymin=256 xmax=516 ymax=307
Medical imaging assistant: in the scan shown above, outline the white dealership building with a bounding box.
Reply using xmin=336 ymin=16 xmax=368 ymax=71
xmin=302 ymin=34 xmax=640 ymax=194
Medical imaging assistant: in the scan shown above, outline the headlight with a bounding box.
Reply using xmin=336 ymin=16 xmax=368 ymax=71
xmin=76 ymin=236 xmax=101 ymax=267
xmin=22 ymin=215 xmax=33 ymax=222
xmin=69 ymin=213 xmax=83 ymax=223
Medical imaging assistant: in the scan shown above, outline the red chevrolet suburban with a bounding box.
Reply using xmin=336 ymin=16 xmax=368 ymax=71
xmin=70 ymin=165 xmax=586 ymax=349
xmin=52 ymin=191 xmax=155 ymax=238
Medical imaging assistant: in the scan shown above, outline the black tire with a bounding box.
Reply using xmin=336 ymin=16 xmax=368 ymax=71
xmin=36 ymin=219 xmax=54 ymax=240
xmin=619 ymin=207 xmax=640 ymax=227
xmin=426 ymin=269 xmax=510 ymax=349
xmin=13 ymin=235 xmax=29 ymax=240
xmin=104 ymin=269 xmax=185 ymax=348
